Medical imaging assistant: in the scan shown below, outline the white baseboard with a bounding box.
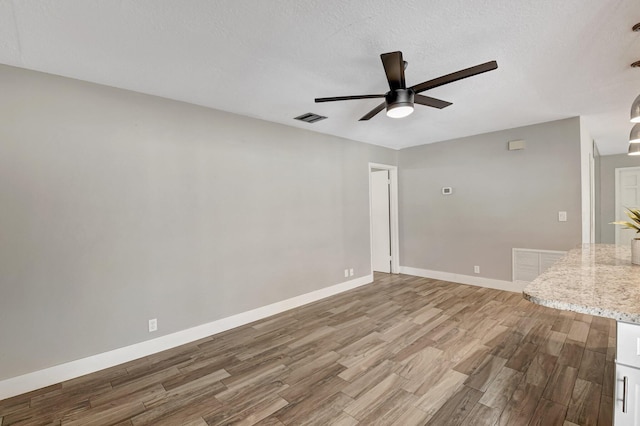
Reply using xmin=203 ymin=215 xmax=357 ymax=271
xmin=0 ymin=274 xmax=373 ymax=400
xmin=400 ymin=266 xmax=526 ymax=293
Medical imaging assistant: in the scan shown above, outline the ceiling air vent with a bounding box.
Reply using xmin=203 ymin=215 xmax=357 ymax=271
xmin=294 ymin=112 xmax=327 ymax=123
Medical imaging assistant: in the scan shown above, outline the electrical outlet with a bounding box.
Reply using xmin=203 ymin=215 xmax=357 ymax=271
xmin=349 ymin=268 xmax=354 ymax=277
xmin=474 ymin=266 xmax=480 ymax=274
xmin=558 ymin=211 xmax=567 ymax=222
xmin=148 ymin=318 xmax=158 ymax=333
xmin=344 ymin=269 xmax=349 ymax=278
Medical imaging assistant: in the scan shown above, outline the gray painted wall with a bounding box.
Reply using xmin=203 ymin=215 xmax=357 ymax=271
xmin=0 ymin=65 xmax=396 ymax=381
xmin=398 ymin=118 xmax=583 ymax=282
xmin=598 ymin=154 xmax=640 ymax=243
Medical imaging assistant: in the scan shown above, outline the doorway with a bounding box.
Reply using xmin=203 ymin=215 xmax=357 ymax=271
xmin=615 ymin=166 xmax=640 ymax=245
xmin=369 ymin=163 xmax=399 ymax=274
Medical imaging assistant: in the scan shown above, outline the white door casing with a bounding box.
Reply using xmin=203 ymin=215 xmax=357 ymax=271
xmin=615 ymin=167 xmax=640 ymax=245
xmin=368 ymin=163 xmax=399 ymax=274
xmin=590 ymin=153 xmax=595 ymax=243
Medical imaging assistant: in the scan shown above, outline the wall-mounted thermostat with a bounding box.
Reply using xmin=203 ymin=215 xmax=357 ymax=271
xmin=442 ymin=187 xmax=453 ymax=195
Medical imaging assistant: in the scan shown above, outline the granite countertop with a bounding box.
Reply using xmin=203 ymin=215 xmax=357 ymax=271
xmin=523 ymin=244 xmax=640 ymax=323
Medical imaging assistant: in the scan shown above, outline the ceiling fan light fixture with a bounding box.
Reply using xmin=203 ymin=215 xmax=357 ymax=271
xmin=629 ymin=143 xmax=640 ymax=155
xmin=386 ymin=104 xmax=414 ymax=118
xmin=385 ymin=89 xmax=414 ymax=119
xmin=631 ymin=123 xmax=640 ymax=143
xmin=631 ymin=94 xmax=640 ymax=123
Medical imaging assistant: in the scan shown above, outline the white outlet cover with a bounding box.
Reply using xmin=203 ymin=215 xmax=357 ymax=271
xmin=344 ymin=269 xmax=349 ymax=278
xmin=148 ymin=318 xmax=158 ymax=332
xmin=349 ymin=268 xmax=354 ymax=276
xmin=558 ymin=211 xmax=567 ymax=222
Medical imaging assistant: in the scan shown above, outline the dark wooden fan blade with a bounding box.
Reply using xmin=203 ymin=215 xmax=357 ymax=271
xmin=410 ymin=60 xmax=498 ymax=94
xmin=315 ymin=94 xmax=385 ymax=103
xmin=359 ymin=102 xmax=386 ymax=121
xmin=414 ymin=94 xmax=452 ymax=109
xmin=381 ymin=51 xmax=406 ymax=91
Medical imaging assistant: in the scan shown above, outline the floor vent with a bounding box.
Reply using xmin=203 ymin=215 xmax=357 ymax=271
xmin=294 ymin=112 xmax=327 ymax=123
xmin=512 ymin=248 xmax=566 ymax=282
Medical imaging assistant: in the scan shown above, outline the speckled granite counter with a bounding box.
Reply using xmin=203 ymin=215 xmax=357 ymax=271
xmin=523 ymin=244 xmax=640 ymax=323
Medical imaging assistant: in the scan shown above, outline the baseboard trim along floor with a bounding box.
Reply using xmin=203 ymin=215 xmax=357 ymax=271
xmin=0 ymin=269 xmax=527 ymax=400
xmin=399 ymin=266 xmax=527 ymax=293
xmin=0 ymin=274 xmax=373 ymax=400
xmin=1 ymin=273 xmax=611 ymax=424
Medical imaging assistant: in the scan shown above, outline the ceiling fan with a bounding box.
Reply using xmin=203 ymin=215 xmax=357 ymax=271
xmin=315 ymin=51 xmax=498 ymax=121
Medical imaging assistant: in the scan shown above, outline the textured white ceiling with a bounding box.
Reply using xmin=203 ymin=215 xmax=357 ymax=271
xmin=1 ymin=0 xmax=640 ymax=154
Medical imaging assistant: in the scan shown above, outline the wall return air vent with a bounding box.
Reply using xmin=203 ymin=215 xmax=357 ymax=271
xmin=294 ymin=112 xmax=327 ymax=123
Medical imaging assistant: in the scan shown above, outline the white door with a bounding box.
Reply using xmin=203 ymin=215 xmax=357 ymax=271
xmin=615 ymin=167 xmax=640 ymax=245
xmin=371 ymin=170 xmax=391 ymax=273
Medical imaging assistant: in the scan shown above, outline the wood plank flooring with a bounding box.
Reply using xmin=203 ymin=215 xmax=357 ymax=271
xmin=0 ymin=273 xmax=615 ymax=425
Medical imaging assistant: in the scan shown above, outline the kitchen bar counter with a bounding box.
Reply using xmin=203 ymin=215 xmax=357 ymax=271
xmin=523 ymin=244 xmax=640 ymax=324
xmin=524 ymin=243 xmax=640 ymax=425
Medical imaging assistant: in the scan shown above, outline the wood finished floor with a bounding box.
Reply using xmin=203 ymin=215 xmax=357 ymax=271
xmin=0 ymin=273 xmax=615 ymax=426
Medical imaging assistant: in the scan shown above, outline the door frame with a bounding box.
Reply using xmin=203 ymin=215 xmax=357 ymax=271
xmin=589 ymin=152 xmax=595 ymax=243
xmin=614 ymin=166 xmax=640 ymax=244
xmin=369 ymin=163 xmax=400 ymax=274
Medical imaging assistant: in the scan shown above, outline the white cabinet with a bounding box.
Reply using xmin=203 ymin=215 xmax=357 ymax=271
xmin=618 ymin=322 xmax=640 ymax=367
xmin=614 ymin=363 xmax=640 ymax=426
xmin=615 ymin=322 xmax=640 ymax=425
